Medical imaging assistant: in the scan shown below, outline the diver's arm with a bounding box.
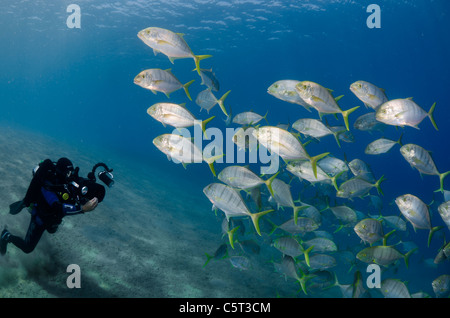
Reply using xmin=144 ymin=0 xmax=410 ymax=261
xmin=81 ymin=197 xmax=98 ymax=212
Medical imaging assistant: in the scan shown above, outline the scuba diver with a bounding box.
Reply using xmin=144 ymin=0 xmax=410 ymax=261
xmin=0 ymin=157 xmax=114 ymax=255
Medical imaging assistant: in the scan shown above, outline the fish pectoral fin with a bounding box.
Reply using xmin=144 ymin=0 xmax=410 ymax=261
xmin=156 ymin=39 xmax=172 ymax=46
xmin=312 ymin=95 xmax=324 ymax=103
xmin=394 ymin=111 xmax=407 ymax=118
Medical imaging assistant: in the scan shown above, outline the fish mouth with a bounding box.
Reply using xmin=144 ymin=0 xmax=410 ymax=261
xmin=267 ymin=88 xmax=276 ymax=96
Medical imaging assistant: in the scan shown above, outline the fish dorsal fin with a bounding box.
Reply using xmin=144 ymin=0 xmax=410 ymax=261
xmin=334 ymin=95 xmax=344 ymax=103
xmin=176 ymin=32 xmax=185 ymax=38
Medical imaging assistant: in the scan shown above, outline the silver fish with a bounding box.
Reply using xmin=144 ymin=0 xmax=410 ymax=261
xmin=354 ymin=112 xmax=386 ymax=132
xmin=229 ymin=256 xmax=251 ymax=270
xmin=221 ymin=218 xmax=242 ymax=249
xmin=437 ymin=201 xmax=450 ymax=231
xmin=273 ymin=255 xmax=312 ymax=295
xmin=203 ymin=244 xmax=228 ymax=267
xmin=198 ymin=68 xmax=220 ymax=91
xmin=286 ymin=161 xmax=340 ymax=191
xmin=349 ymin=80 xmax=388 ymax=110
xmin=382 ymin=215 xmax=407 ymax=231
xmin=203 ymin=183 xmax=273 ymax=235
xmin=273 ymin=236 xmax=303 ymax=258
xmin=330 ymin=126 xmax=355 ymax=143
xmin=217 ymin=165 xmax=278 ymax=197
xmin=308 ymin=254 xmax=337 ymax=271
xmin=375 ymin=98 xmax=438 ymax=130
xmin=365 ymin=134 xmax=403 ymax=155
xmin=330 ymin=205 xmax=358 ymax=226
xmin=298 ymin=204 xmax=322 ymax=226
xmin=147 ymin=102 xmax=214 ymax=136
xmin=232 ymin=111 xmax=268 ymax=126
xmin=134 ymin=68 xmax=195 ymax=100
xmin=270 ymin=178 xmax=307 ymax=224
xmin=444 ymin=190 xmax=450 ymax=202
xmin=400 ymin=143 xmax=450 ymax=193
xmin=253 ymin=126 xmax=329 ymax=177
xmin=433 ymin=241 xmax=449 ymax=265
xmin=153 ymin=134 xmax=218 ymax=176
xmin=153 ymin=133 xmax=202 ymax=164
xmin=195 ymin=88 xmax=231 ymax=116
xmin=348 ymin=158 xmax=376 ymax=183
xmin=303 ymin=237 xmax=338 ymax=253
xmin=137 ymin=27 xmax=211 ymax=75
xmin=354 ymin=218 xmax=384 ymax=245
xmin=292 ymin=118 xmax=344 ymax=147
xmin=380 ymin=279 xmax=411 ymax=298
xmin=318 ymin=156 xmax=349 ymax=178
xmin=275 ymin=217 xmax=320 ymax=235
xmin=273 ymin=255 xmax=299 ymax=281
xmin=352 ymin=271 xmax=370 ymax=298
xmin=273 ymin=236 xmax=313 ymax=267
xmin=337 ymin=175 xmax=386 ymax=199
xmin=356 ymin=245 xmax=416 ymax=268
xmin=231 ymin=127 xmax=257 ymax=151
xmin=267 ymin=80 xmax=312 ymax=112
xmin=432 ymin=274 xmax=450 ymax=298
xmin=395 ymin=194 xmax=442 ymax=246
xmin=295 ymin=81 xmax=359 ymax=130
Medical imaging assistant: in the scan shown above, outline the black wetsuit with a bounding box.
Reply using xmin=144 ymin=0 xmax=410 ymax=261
xmin=6 ymin=158 xmax=106 ymax=254
xmin=8 ymin=183 xmax=84 ymax=254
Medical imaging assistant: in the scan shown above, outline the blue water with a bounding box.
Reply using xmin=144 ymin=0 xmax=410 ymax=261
xmin=1 ymin=0 xmax=449 ymax=298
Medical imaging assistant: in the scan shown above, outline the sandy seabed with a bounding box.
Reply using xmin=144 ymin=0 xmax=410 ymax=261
xmin=0 ymin=124 xmax=301 ymax=298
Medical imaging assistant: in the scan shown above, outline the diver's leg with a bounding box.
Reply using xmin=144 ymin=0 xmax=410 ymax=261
xmin=8 ymin=216 xmax=46 ymax=254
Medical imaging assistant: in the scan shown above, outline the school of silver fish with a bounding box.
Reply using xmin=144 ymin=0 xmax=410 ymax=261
xmin=135 ymin=27 xmax=450 ymax=298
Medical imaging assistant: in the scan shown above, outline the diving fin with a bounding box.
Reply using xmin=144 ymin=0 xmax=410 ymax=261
xmin=9 ymin=200 xmax=26 ymax=215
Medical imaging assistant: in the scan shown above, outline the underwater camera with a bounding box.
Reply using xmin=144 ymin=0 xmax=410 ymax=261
xmin=88 ymin=163 xmax=115 ymax=188
xmin=69 ymin=162 xmax=114 ymax=204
